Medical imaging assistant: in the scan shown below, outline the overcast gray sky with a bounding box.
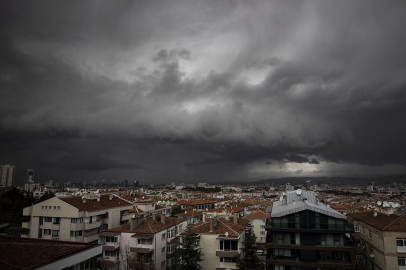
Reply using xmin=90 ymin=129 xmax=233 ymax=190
xmin=1 ymin=0 xmax=406 ymax=185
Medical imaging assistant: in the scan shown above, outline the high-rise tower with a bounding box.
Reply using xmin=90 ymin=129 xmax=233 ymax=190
xmin=0 ymin=164 xmax=15 ymax=187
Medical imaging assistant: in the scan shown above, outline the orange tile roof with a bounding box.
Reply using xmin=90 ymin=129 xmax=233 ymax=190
xmin=244 ymin=210 xmax=267 ymax=219
xmin=0 ymin=236 xmax=100 ymax=270
xmin=108 ymin=216 xmax=184 ymax=234
xmin=60 ymin=195 xmax=132 ymax=211
xmin=192 ymin=217 xmax=249 ymax=235
xmin=348 ymin=212 xmax=406 ymax=231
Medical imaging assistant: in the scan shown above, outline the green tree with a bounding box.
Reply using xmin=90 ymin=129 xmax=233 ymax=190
xmin=236 ymin=224 xmax=265 ymax=270
xmin=171 ymin=204 xmax=183 ymax=217
xmin=178 ymin=223 xmax=203 ymax=270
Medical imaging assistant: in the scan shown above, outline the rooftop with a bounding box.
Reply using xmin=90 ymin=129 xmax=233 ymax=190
xmin=60 ymin=195 xmax=132 ymax=211
xmin=348 ymin=212 xmax=406 ymax=231
xmin=108 ymin=216 xmax=184 ymax=234
xmin=192 ymin=217 xmax=249 ymax=235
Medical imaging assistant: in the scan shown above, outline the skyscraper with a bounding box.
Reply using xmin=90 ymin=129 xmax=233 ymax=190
xmin=26 ymin=169 xmax=36 ymax=183
xmin=0 ymin=164 xmax=15 ymax=187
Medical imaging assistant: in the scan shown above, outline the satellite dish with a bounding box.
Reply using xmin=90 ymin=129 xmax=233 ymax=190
xmin=225 ymin=232 xmax=229 ymax=237
xmin=296 ymin=189 xmax=302 ymax=195
xmin=132 ymin=214 xmax=136 ymax=218
xmin=394 ymin=203 xmax=400 ymax=208
xmin=377 ymin=201 xmax=382 ymax=206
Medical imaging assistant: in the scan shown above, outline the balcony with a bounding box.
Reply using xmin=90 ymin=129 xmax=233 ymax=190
xmin=23 ymin=206 xmax=32 ymax=216
xmin=267 ymin=222 xmax=354 ymax=231
xmin=84 ymin=221 xmax=101 ymax=230
xmin=216 ymin=262 xmax=238 ymax=270
xmin=84 ymin=234 xmax=99 ymax=243
xmin=70 ymin=223 xmax=84 ymax=231
xmin=22 ymin=221 xmax=30 ymax=229
xmin=216 ymin=250 xmax=240 ymax=257
xmin=121 ymin=214 xmax=132 ymax=222
xmin=97 ymin=257 xmax=119 ymax=267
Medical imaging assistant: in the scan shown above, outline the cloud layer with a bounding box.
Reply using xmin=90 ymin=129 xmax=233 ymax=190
xmin=1 ymin=0 xmax=406 ymax=184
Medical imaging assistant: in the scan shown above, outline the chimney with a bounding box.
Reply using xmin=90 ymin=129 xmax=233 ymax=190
xmin=210 ymin=218 xmax=214 ymax=232
xmin=83 ymin=198 xmax=86 ymax=204
xmin=97 ymin=196 xmax=100 ymax=202
xmin=130 ymin=216 xmax=142 ymax=230
xmin=233 ymin=213 xmax=238 ymax=224
xmin=152 ymin=212 xmax=156 ymax=221
xmin=109 ymin=194 xmax=113 ymax=201
xmin=203 ymin=212 xmax=206 ymax=223
xmin=161 ymin=214 xmax=166 ymax=224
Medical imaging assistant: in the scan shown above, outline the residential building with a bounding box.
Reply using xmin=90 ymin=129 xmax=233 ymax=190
xmin=176 ymin=209 xmax=203 ymax=224
xmin=178 ymin=199 xmax=217 ymax=211
xmin=244 ymin=210 xmax=267 ymax=246
xmin=22 ymin=193 xmax=132 ymax=243
xmin=0 ymin=236 xmax=102 ymax=270
xmin=97 ymin=213 xmax=187 ymax=270
xmin=347 ymin=210 xmax=406 ymax=270
xmin=25 ymin=168 xmax=41 ymax=192
xmin=266 ymin=189 xmax=356 ymax=270
xmin=191 ymin=214 xmax=250 ymax=270
xmin=0 ymin=164 xmax=15 ymax=187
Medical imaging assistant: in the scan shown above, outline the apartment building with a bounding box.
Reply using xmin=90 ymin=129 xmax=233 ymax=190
xmin=191 ymin=214 xmax=250 ymax=270
xmin=0 ymin=164 xmax=15 ymax=187
xmin=266 ymin=189 xmax=356 ymax=270
xmin=22 ymin=193 xmax=132 ymax=243
xmin=97 ymin=213 xmax=187 ymax=270
xmin=244 ymin=210 xmax=267 ymax=246
xmin=176 ymin=209 xmax=203 ymax=224
xmin=347 ymin=210 xmax=406 ymax=270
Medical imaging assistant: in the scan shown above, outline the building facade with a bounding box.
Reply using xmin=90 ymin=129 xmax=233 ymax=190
xmin=244 ymin=210 xmax=267 ymax=246
xmin=266 ymin=190 xmax=356 ymax=270
xmin=347 ymin=211 xmax=406 ymax=270
xmin=0 ymin=164 xmax=15 ymax=187
xmin=22 ymin=194 xmax=132 ymax=243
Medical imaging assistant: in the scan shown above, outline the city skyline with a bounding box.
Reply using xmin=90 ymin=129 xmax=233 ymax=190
xmin=1 ymin=1 xmax=406 ymax=184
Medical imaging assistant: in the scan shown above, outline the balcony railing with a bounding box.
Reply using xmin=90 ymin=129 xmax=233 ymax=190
xmin=267 ymin=222 xmax=353 ymax=231
xmin=22 ymin=221 xmax=30 ymax=229
xmin=84 ymin=221 xmax=101 ymax=230
xmin=84 ymin=234 xmax=99 ymax=242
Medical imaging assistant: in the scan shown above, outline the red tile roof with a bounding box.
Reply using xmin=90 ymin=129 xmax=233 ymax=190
xmin=108 ymin=216 xmax=184 ymax=234
xmin=60 ymin=195 xmax=131 ymax=211
xmin=348 ymin=212 xmax=406 ymax=231
xmin=0 ymin=236 xmax=100 ymax=270
xmin=192 ymin=217 xmax=249 ymax=235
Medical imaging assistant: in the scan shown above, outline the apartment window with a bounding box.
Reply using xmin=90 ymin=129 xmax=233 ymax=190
xmin=261 ymin=219 xmax=266 ymax=223
xmin=70 ymin=231 xmax=83 ymax=237
xmin=397 ymin=238 xmax=406 ymax=247
xmin=219 ymin=240 xmax=238 ymax=251
xmin=162 ymin=233 xmax=166 ymax=240
xmin=44 ymin=217 xmax=52 ymax=222
xmin=178 ymin=224 xmax=183 ymax=234
xmin=41 ymin=206 xmax=44 ymax=210
xmin=356 ymin=255 xmax=362 ymax=262
xmin=369 ymin=247 xmax=374 ymax=256
xmin=368 ymin=231 xmax=373 ymax=240
xmin=53 ymin=217 xmax=60 ymax=224
xmin=57 ymin=206 xmax=60 ymax=210
xmin=260 ymin=225 xmax=265 ymax=229
xmin=138 ymin=238 xmax=153 ymax=245
xmin=52 ymin=230 xmax=60 ymax=237
xmin=44 ymin=229 xmax=51 ymax=235
xmin=53 ymin=206 xmax=57 ymax=210
xmin=354 ymin=225 xmax=360 ymax=232
xmin=260 ymin=231 xmax=265 ymax=235
xmin=361 ymin=226 xmax=365 ymax=235
xmin=167 ymin=243 xmax=175 ymax=254
xmin=161 ymin=260 xmax=166 ymax=269
xmin=71 ymin=218 xmax=83 ymax=223
xmin=167 ymin=229 xmax=175 ymax=239
xmin=105 ymin=251 xmax=118 ymax=257
xmin=161 ymin=247 xmax=166 ymax=255
xmin=220 ymin=257 xmax=237 ymax=263
xmin=399 ymin=257 xmax=406 ymax=266
xmin=260 ymin=237 xmax=266 ymax=242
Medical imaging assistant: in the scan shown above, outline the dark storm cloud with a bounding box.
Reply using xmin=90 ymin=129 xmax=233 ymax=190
xmin=1 ymin=0 xmax=406 ymax=183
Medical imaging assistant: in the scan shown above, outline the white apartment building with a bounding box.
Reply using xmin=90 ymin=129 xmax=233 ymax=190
xmin=191 ymin=214 xmax=250 ymax=270
xmin=22 ymin=193 xmax=132 ymax=243
xmin=97 ymin=213 xmax=187 ymax=270
xmin=244 ymin=210 xmax=267 ymax=245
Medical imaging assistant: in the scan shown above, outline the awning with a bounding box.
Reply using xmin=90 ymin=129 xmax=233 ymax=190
xmin=130 ymin=247 xmax=154 ymax=253
xmin=99 ymin=231 xmax=120 ymax=237
xmin=131 ymin=234 xmax=153 ymax=239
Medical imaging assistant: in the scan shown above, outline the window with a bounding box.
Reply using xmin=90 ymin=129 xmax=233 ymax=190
xmin=261 ymin=219 xmax=266 ymax=223
xmin=397 ymin=238 xmax=406 ymax=247
xmin=105 ymin=251 xmax=118 ymax=257
xmin=260 ymin=231 xmax=265 ymax=235
xmin=162 ymin=233 xmax=166 ymax=240
xmin=44 ymin=229 xmax=51 ymax=235
xmin=53 ymin=206 xmax=56 ymax=210
xmin=70 ymin=231 xmax=83 ymax=237
xmin=178 ymin=224 xmax=183 ymax=234
xmin=354 ymin=225 xmax=360 ymax=232
xmin=167 ymin=243 xmax=175 ymax=254
xmin=45 ymin=217 xmax=52 ymax=222
xmin=52 ymin=230 xmax=60 ymax=237
xmin=399 ymin=257 xmax=406 ymax=266
xmin=71 ymin=218 xmax=83 ymax=223
xmin=161 ymin=260 xmax=166 ymax=269
xmin=361 ymin=226 xmax=365 ymax=235
xmin=161 ymin=247 xmax=166 ymax=255
xmin=53 ymin=217 xmax=60 ymax=224
xmin=138 ymin=238 xmax=153 ymax=245
xmin=356 ymin=255 xmax=362 ymax=262
xmin=260 ymin=237 xmax=266 ymax=242
xmin=57 ymin=206 xmax=60 ymax=210
xmin=220 ymin=257 xmax=237 ymax=263
xmin=260 ymin=225 xmax=265 ymax=229
xmin=368 ymin=230 xmax=373 ymax=239
xmin=167 ymin=229 xmax=175 ymax=239
xmin=219 ymin=240 xmax=238 ymax=251
xmin=41 ymin=206 xmax=44 ymax=210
